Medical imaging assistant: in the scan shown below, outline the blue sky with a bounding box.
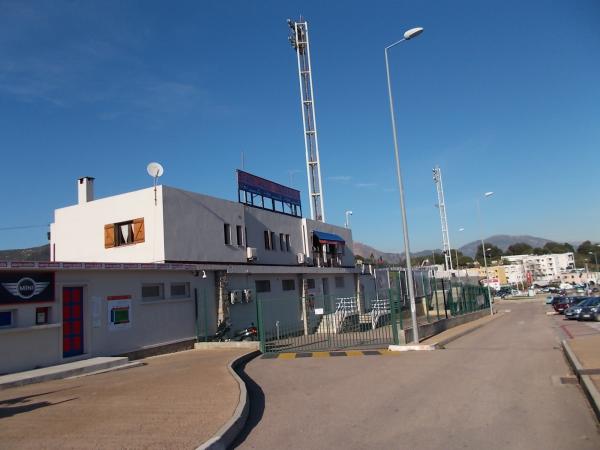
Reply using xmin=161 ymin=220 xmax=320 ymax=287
xmin=1 ymin=0 xmax=599 ymax=253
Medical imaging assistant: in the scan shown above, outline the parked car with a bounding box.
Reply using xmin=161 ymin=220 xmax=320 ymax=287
xmin=545 ymin=295 xmax=554 ymax=304
xmin=553 ymin=296 xmax=586 ymax=314
xmin=564 ymin=297 xmax=593 ymax=320
xmin=578 ymin=298 xmax=600 ymax=321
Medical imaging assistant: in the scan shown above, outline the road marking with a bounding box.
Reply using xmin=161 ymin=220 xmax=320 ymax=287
xmin=260 ymin=349 xmax=399 ymax=359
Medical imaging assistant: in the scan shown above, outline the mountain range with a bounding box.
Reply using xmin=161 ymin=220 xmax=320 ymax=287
xmin=354 ymin=234 xmax=559 ymax=262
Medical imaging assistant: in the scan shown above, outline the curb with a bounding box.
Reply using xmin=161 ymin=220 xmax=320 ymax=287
xmin=561 ymin=340 xmax=600 ymax=422
xmin=388 ymin=344 xmax=435 ymax=352
xmin=432 ymin=312 xmax=503 ymax=349
xmin=196 ymin=350 xmax=261 ymax=450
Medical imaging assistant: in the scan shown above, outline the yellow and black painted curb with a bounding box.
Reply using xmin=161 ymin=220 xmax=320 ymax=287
xmin=261 ymin=349 xmax=401 ymax=359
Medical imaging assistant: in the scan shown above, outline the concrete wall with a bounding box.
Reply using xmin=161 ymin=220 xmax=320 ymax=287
xmin=51 ymin=187 xmax=165 ymax=263
xmin=162 ymin=187 xmax=246 ymax=263
xmin=56 ymin=270 xmax=215 ymax=357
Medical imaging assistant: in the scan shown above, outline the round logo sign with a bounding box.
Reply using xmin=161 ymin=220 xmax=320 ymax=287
xmin=16 ymin=277 xmax=36 ymax=299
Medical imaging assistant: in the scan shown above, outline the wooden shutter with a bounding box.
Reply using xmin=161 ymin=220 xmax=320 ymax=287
xmin=104 ymin=224 xmax=115 ymax=248
xmin=133 ymin=218 xmax=145 ymax=243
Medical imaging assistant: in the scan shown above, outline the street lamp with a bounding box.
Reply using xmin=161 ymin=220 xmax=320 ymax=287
xmin=477 ymin=191 xmax=494 ymax=315
xmin=344 ymin=210 xmax=353 ymax=229
xmin=384 ymin=26 xmax=424 ymax=343
xmin=456 ymin=227 xmax=465 ymax=275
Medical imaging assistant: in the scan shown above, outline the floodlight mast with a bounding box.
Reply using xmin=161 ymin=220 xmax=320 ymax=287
xmin=288 ymin=18 xmax=326 ymax=222
xmin=433 ymin=166 xmax=453 ymax=271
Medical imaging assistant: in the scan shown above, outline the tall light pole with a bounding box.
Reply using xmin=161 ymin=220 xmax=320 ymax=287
xmin=385 ymin=26 xmax=424 ymax=343
xmin=477 ymin=191 xmax=495 ymax=315
xmin=456 ymin=227 xmax=465 ymax=275
xmin=344 ymin=210 xmax=353 ymax=229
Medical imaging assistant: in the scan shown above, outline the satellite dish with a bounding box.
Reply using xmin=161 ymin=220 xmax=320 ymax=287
xmin=146 ymin=162 xmax=164 ymax=206
xmin=147 ymin=162 xmax=164 ymax=178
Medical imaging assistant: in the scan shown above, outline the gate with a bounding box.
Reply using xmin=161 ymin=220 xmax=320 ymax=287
xmin=256 ymin=279 xmax=490 ymax=354
xmin=256 ymin=291 xmax=403 ymax=353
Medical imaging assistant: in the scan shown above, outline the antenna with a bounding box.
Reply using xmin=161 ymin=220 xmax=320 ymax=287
xmin=147 ymin=162 xmax=164 ymax=205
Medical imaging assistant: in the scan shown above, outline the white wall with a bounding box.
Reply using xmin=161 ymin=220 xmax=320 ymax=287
xmin=56 ymin=270 xmax=215 ymax=356
xmin=51 ymin=187 xmax=165 ymax=263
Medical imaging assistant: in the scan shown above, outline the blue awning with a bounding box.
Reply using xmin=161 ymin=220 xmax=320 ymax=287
xmin=313 ymin=230 xmax=345 ymax=245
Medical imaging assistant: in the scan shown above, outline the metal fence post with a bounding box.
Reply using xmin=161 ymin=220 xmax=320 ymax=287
xmin=390 ymin=289 xmax=400 ymax=345
xmin=256 ymin=296 xmax=265 ymax=353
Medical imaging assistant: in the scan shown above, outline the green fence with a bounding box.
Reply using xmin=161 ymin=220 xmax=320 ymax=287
xmin=256 ymin=279 xmax=490 ymax=354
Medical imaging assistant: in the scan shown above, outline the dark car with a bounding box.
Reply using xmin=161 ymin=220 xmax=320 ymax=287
xmin=578 ymin=298 xmax=600 ymax=321
xmin=564 ymin=297 xmax=594 ymax=320
xmin=553 ymin=296 xmax=586 ymax=314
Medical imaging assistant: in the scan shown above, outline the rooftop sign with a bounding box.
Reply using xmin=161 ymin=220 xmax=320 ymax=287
xmin=237 ymin=170 xmax=302 ymax=217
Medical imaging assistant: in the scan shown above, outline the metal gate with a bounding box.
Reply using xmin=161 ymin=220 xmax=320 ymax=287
xmin=256 ymin=279 xmax=490 ymax=354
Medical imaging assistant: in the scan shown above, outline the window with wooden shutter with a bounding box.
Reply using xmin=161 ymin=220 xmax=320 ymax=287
xmin=133 ymin=218 xmax=145 ymax=243
xmin=104 ymin=224 xmax=115 ymax=248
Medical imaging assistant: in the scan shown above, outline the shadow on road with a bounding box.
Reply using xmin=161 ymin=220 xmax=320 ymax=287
xmin=231 ymin=359 xmax=265 ymax=448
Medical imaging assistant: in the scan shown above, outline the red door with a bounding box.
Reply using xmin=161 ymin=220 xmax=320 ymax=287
xmin=63 ymin=286 xmax=84 ymax=357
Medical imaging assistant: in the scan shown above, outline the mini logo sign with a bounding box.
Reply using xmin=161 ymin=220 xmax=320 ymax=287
xmin=0 ymin=272 xmax=54 ymax=304
xmin=2 ymin=277 xmax=50 ymax=299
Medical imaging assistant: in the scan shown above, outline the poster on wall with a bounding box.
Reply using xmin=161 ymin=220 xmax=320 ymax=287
xmin=0 ymin=272 xmax=54 ymax=304
xmin=107 ymin=296 xmax=132 ymax=330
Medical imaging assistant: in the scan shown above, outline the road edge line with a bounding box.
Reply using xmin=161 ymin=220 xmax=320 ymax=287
xmin=196 ymin=349 xmax=261 ymax=450
xmin=561 ymin=339 xmax=600 ymax=422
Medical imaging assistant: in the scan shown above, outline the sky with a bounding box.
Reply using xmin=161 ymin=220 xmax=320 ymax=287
xmin=0 ymin=0 xmax=599 ymax=253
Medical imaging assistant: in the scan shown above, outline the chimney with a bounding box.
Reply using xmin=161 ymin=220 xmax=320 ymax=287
xmin=78 ymin=176 xmax=95 ymax=204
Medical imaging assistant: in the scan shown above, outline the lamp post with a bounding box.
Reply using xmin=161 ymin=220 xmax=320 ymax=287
xmin=344 ymin=210 xmax=353 ymax=229
xmin=385 ymin=26 xmax=424 ymax=343
xmin=456 ymin=227 xmax=465 ymax=276
xmin=477 ymin=192 xmax=494 ymax=315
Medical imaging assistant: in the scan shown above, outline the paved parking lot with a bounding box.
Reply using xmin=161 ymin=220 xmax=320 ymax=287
xmin=0 ymin=349 xmax=246 ymax=450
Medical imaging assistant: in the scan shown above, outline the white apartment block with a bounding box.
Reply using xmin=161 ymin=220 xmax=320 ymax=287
xmin=503 ymin=253 xmax=575 ymax=282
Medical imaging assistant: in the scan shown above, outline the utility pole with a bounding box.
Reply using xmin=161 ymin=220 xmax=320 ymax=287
xmin=433 ymin=166 xmax=453 ymax=271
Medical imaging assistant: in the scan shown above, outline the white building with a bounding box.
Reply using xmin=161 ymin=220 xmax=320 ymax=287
xmin=503 ymin=253 xmax=575 ymax=282
xmin=1 ymin=174 xmax=371 ymax=374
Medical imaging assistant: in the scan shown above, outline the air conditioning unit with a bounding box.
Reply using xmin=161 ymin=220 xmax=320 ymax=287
xmin=243 ymin=289 xmax=254 ymax=303
xmin=297 ymin=253 xmax=306 ymax=264
xmin=246 ymin=247 xmax=258 ymax=262
xmin=230 ymin=290 xmax=242 ymax=304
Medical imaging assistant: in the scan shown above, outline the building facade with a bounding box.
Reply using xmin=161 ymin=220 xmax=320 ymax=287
xmin=503 ymin=253 xmax=575 ymax=282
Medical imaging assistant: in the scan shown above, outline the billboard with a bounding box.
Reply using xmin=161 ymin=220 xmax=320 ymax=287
xmin=237 ymin=170 xmax=301 ymax=207
xmin=0 ymin=272 xmax=54 ymax=304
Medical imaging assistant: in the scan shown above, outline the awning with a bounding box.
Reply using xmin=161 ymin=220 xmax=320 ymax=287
xmin=313 ymin=230 xmax=345 ymax=245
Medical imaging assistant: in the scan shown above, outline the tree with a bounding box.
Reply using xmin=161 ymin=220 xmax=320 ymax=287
xmin=543 ymin=241 xmax=574 ymax=254
xmin=506 ymin=242 xmax=533 ymax=255
xmin=577 ymin=240 xmax=595 ymax=255
xmin=532 ymin=247 xmax=548 ymax=255
xmin=475 ymin=244 xmax=503 ymax=265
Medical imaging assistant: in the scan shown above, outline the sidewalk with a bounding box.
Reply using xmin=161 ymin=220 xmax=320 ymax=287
xmin=0 ymin=348 xmax=248 ymax=449
xmin=562 ymin=334 xmax=600 ymax=421
xmin=421 ymin=311 xmax=503 ymax=347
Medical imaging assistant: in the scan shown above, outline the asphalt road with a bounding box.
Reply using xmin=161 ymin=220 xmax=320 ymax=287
xmin=234 ymin=300 xmax=600 ymax=449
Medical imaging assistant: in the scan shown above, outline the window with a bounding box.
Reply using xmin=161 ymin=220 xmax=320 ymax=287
xmin=0 ymin=310 xmax=13 ymax=328
xmin=335 ymin=277 xmax=345 ymax=289
xmin=255 ymin=280 xmax=271 ymax=293
xmin=36 ymin=307 xmax=50 ymax=325
xmin=306 ymin=278 xmax=315 ymax=289
xmin=170 ymin=282 xmax=190 ymax=298
xmin=264 ymin=230 xmax=271 ymax=250
xmin=271 ymin=232 xmax=276 ymax=251
xmin=285 ymin=234 xmax=290 ymax=252
xmin=236 ymin=225 xmax=244 ymax=246
xmin=224 ymin=223 xmax=231 ymax=245
xmin=104 ymin=218 xmax=144 ymax=248
xmin=142 ymin=283 xmax=164 ymax=300
xmin=282 ymin=279 xmax=296 ymax=291
xmin=280 ymin=233 xmax=285 ymax=252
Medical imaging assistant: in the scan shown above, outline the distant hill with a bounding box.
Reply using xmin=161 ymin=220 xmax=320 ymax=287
xmin=353 ymin=242 xmax=441 ymax=264
xmin=0 ymin=244 xmax=50 ymax=261
xmin=458 ymin=235 xmax=552 ymax=258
